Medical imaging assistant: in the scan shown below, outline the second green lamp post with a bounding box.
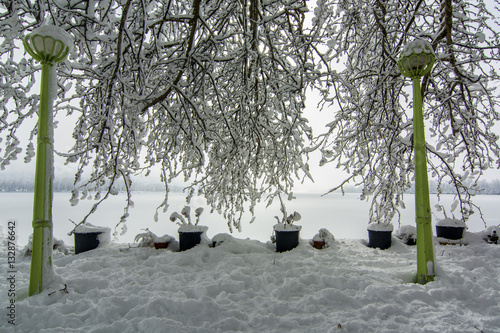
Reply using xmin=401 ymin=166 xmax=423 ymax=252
xmin=398 ymin=40 xmax=436 ymax=284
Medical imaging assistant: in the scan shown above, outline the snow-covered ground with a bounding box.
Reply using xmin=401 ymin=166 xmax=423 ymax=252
xmin=1 ymin=192 xmax=499 ymax=332
xmin=1 ymin=226 xmax=500 ymax=333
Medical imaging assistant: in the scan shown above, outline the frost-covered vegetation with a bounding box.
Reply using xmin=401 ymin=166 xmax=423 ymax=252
xmin=3 ymin=173 xmax=500 ymax=195
xmin=1 ymin=0 xmax=315 ymax=233
xmin=310 ymin=0 xmax=500 ymax=224
xmin=0 ymin=0 xmax=499 ymax=233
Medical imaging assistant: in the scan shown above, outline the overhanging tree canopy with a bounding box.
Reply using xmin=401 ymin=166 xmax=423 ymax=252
xmin=1 ymin=0 xmax=499 ymax=232
xmin=0 ymin=0 xmax=315 ymax=232
xmin=309 ymin=0 xmax=500 ymax=224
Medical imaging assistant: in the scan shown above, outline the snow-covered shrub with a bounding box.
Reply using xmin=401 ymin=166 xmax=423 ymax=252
xmin=134 ymin=229 xmax=174 ymax=248
xmin=395 ymin=225 xmax=417 ymax=245
xmin=311 ymin=228 xmax=335 ymax=249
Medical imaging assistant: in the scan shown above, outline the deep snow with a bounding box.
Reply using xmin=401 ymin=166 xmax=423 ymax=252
xmin=1 ymin=226 xmax=499 ymax=333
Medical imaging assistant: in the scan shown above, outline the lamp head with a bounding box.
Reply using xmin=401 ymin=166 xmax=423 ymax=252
xmin=398 ymin=40 xmax=435 ymax=78
xmin=23 ymin=25 xmax=72 ymax=64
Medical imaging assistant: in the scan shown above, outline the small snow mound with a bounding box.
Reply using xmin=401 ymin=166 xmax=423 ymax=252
xmin=395 ymin=225 xmax=416 ymax=236
xmin=211 ymin=233 xmax=235 ymax=247
xmin=22 ymin=235 xmax=70 ymax=256
xmin=476 ymin=225 xmax=500 ymax=244
xmin=395 ymin=225 xmax=417 ymax=245
xmin=311 ymin=228 xmax=335 ymax=248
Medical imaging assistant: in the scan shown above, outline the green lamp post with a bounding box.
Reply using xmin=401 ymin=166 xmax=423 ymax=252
xmin=23 ymin=25 xmax=72 ymax=295
xmin=398 ymin=40 xmax=436 ymax=284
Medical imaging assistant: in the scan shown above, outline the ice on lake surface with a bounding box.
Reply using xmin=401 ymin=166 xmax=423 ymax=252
xmin=1 ymin=192 xmax=498 ymax=247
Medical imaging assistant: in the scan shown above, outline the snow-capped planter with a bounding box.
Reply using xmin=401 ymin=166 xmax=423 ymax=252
xmin=310 ymin=228 xmax=335 ymax=249
xmin=395 ymin=225 xmax=417 ymax=246
xmin=367 ymin=222 xmax=394 ymax=250
xmin=170 ymin=206 xmax=208 ymax=251
xmin=272 ymin=211 xmax=302 ymax=252
xmin=73 ymin=223 xmax=110 ymax=254
xmin=435 ymin=219 xmax=466 ymax=240
xmin=177 ymin=225 xmax=209 ymax=251
xmin=134 ymin=229 xmax=174 ymax=249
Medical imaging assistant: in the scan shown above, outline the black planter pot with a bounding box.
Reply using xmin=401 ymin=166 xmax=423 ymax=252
xmin=74 ymin=232 xmax=103 ymax=254
xmin=368 ymin=230 xmax=392 ymax=250
xmin=179 ymin=231 xmax=203 ymax=251
xmin=275 ymin=229 xmax=300 ymax=252
xmin=436 ymin=226 xmax=465 ymax=240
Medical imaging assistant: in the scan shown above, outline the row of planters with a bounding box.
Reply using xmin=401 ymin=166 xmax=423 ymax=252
xmin=72 ymin=206 xmax=499 ymax=254
xmin=72 ymin=208 xmax=336 ymax=254
xmin=75 ymin=224 xmax=337 ymax=254
xmin=369 ymin=218 xmax=499 ymax=249
xmin=367 ymin=218 xmax=469 ymax=250
xmin=73 ymin=206 xmax=209 ymax=254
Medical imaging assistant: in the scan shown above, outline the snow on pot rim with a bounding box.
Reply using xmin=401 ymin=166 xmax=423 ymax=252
xmin=73 ymin=224 xmax=111 ymax=252
xmin=435 ymin=218 xmax=466 ymax=228
xmin=178 ymin=225 xmax=209 ymax=233
xmin=74 ymin=223 xmax=111 ymax=234
xmin=273 ymin=223 xmax=302 ymax=232
xmin=367 ymin=222 xmax=394 ymax=232
xmin=153 ymin=234 xmax=175 ymax=243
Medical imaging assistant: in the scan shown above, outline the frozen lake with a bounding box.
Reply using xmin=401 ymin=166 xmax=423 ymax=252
xmin=1 ymin=191 xmax=499 ymax=247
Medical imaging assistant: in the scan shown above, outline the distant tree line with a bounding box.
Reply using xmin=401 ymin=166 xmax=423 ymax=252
xmin=408 ymin=179 xmax=500 ymax=195
xmin=1 ymin=174 xmax=499 ymax=195
xmin=0 ymin=174 xmax=184 ymax=193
